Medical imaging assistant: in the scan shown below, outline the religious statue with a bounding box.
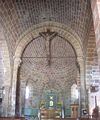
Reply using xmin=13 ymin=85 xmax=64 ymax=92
xmin=39 ymin=29 xmax=57 ymax=65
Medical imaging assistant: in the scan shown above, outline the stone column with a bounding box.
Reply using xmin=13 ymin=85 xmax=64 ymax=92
xmin=77 ymin=57 xmax=87 ymax=112
xmin=2 ymin=86 xmax=10 ymax=116
xmin=18 ymin=80 xmax=27 ymax=116
xmin=10 ymin=57 xmax=21 ymax=116
xmin=76 ymin=70 xmax=81 ymax=117
xmin=19 ymin=85 xmax=26 ymax=116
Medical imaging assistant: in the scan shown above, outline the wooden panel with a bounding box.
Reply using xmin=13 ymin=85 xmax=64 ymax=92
xmin=40 ymin=109 xmax=61 ymax=119
xmin=40 ymin=118 xmax=91 ymax=120
xmin=0 ymin=117 xmax=25 ymax=120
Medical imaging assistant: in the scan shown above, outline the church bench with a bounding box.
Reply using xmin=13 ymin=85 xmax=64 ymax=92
xmin=41 ymin=118 xmax=91 ymax=120
xmin=0 ymin=117 xmax=25 ymax=120
xmin=64 ymin=118 xmax=90 ymax=120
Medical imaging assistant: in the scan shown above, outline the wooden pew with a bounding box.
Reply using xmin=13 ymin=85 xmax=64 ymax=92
xmin=41 ymin=118 xmax=91 ymax=120
xmin=80 ymin=118 xmax=91 ymax=120
xmin=0 ymin=117 xmax=25 ymax=120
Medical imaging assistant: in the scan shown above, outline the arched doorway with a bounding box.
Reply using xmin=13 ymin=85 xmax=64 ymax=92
xmin=17 ymin=29 xmax=79 ymax=119
xmin=11 ymin=22 xmax=85 ymax=118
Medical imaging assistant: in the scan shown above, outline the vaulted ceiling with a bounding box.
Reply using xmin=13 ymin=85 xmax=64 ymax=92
xmin=0 ymin=0 xmax=92 ymax=59
xmin=0 ymin=0 xmax=93 ymax=96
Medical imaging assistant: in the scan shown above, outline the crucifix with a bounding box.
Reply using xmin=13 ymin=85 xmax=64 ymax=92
xmin=39 ymin=29 xmax=57 ymax=65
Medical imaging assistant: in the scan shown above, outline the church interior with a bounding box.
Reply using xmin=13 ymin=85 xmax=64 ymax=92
xmin=0 ymin=0 xmax=100 ymax=120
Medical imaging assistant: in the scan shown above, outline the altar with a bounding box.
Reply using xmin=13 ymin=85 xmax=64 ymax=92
xmin=40 ymin=109 xmax=61 ymax=119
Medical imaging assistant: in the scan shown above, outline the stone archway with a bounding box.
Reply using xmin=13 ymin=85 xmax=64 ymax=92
xmin=11 ymin=21 xmax=86 ymax=116
xmin=15 ymin=21 xmax=83 ymax=58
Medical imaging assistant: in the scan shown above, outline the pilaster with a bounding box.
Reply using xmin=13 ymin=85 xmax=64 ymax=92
xmin=10 ymin=57 xmax=21 ymax=116
xmin=77 ymin=57 xmax=87 ymax=111
xmin=2 ymin=86 xmax=10 ymax=116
